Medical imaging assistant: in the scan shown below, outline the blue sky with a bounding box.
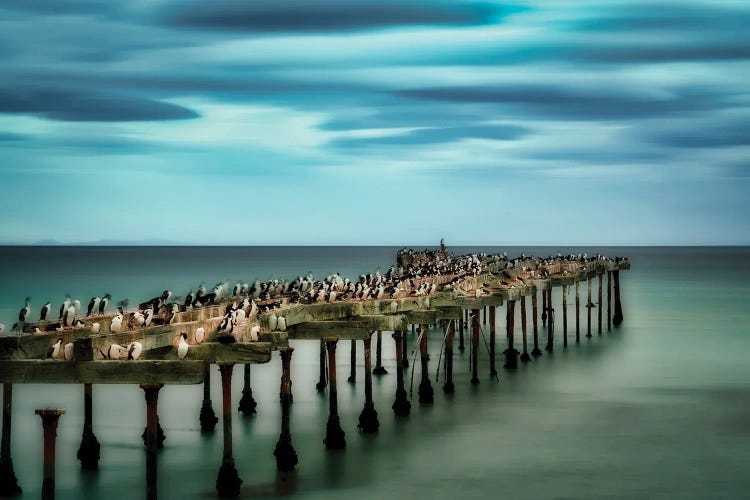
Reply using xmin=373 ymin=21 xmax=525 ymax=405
xmin=0 ymin=0 xmax=748 ymax=245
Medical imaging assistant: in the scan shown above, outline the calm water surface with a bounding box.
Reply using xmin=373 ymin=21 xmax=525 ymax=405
xmin=0 ymin=246 xmax=748 ymax=499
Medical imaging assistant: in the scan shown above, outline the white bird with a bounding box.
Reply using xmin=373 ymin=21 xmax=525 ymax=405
xmin=277 ymin=316 xmax=287 ymax=332
xmin=47 ymin=338 xmax=63 ymax=360
xmin=194 ymin=327 xmax=205 ymax=344
xmin=91 ymin=322 xmax=101 ymax=334
xmin=249 ymin=325 xmax=261 ymax=341
xmin=63 ymin=343 xmax=74 ymax=361
xmin=268 ymin=314 xmax=278 ymax=331
xmin=127 ymin=342 xmax=143 ymax=360
xmin=177 ymin=333 xmax=189 ymax=359
xmin=110 ymin=314 xmax=123 ymax=333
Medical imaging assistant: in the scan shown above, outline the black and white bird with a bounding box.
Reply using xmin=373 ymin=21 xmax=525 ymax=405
xmin=40 ymin=301 xmax=51 ymax=321
xmin=18 ymin=297 xmax=31 ymax=324
xmin=47 ymin=338 xmax=63 ymax=359
xmin=177 ymin=333 xmax=189 ymax=359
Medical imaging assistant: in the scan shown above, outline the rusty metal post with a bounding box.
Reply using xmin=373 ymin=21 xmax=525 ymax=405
xmin=324 ymin=340 xmax=346 ymax=449
xmin=392 ymin=331 xmax=411 ymax=416
xmin=77 ymin=383 xmax=100 ymax=470
xmin=36 ymin=409 xmax=64 ymax=500
xmin=443 ymin=321 xmax=455 ymax=394
xmin=0 ymin=384 xmax=21 ymax=497
xmin=358 ymin=334 xmax=379 ymax=433
xmin=531 ymin=292 xmax=541 ymax=357
xmin=274 ymin=348 xmax=298 ymax=472
xmin=216 ymin=364 xmax=242 ymax=497
xmin=141 ymin=384 xmax=162 ymax=500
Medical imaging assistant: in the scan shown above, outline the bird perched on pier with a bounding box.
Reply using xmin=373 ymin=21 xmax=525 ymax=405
xmin=47 ymin=338 xmax=63 ymax=359
xmin=87 ymin=297 xmax=100 ymax=316
xmin=40 ymin=301 xmax=51 ymax=321
xmin=127 ymin=341 xmax=143 ymax=360
xmin=18 ymin=297 xmax=31 ymax=324
xmin=177 ymin=333 xmax=189 ymax=359
xmin=99 ymin=294 xmax=111 ymax=315
xmin=194 ymin=327 xmax=205 ymax=344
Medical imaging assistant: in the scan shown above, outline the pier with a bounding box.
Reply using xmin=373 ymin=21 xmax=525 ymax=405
xmin=0 ymin=247 xmax=629 ymax=498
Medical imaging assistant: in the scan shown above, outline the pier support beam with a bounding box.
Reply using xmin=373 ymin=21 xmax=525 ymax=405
xmin=391 ymin=331 xmax=411 ymax=417
xmin=562 ymin=286 xmax=568 ymax=348
xmin=238 ymin=364 xmax=257 ymax=416
xmin=216 ymin=364 xmax=242 ymax=497
xmin=0 ymin=383 xmax=22 ymax=497
xmin=613 ymin=270 xmax=623 ymax=326
xmin=489 ymin=306 xmax=497 ymax=378
xmin=504 ymin=301 xmax=518 ymax=369
xmin=607 ymin=271 xmax=612 ymax=332
xmin=545 ymin=289 xmax=554 ymax=352
xmin=274 ymin=349 xmax=298 ymax=472
xmin=316 ymin=339 xmax=327 ymax=392
xmin=76 ymin=383 xmax=100 ymax=470
xmin=443 ymin=321 xmax=455 ymax=394
xmin=324 ymin=340 xmax=346 ymax=450
xmin=575 ymin=280 xmax=581 ymax=343
xmin=141 ymin=384 xmax=162 ymax=500
xmin=458 ymin=315 xmax=465 ymax=352
xmin=373 ymin=330 xmax=388 ymax=375
xmin=531 ymin=293 xmax=541 ymax=357
xmin=470 ymin=311 xmax=480 ymax=384
xmin=358 ymin=334 xmax=379 ymax=434
xmin=520 ymin=297 xmax=530 ymax=362
xmin=36 ymin=409 xmax=64 ymax=500
xmin=200 ymin=364 xmax=219 ymax=432
xmin=598 ymin=272 xmax=603 ymax=335
xmin=587 ymin=278 xmax=593 ymax=338
xmin=348 ymin=340 xmax=357 ymax=383
xmin=419 ymin=325 xmax=434 ymax=403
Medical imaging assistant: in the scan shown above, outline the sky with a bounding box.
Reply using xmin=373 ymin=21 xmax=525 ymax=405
xmin=0 ymin=0 xmax=749 ymax=245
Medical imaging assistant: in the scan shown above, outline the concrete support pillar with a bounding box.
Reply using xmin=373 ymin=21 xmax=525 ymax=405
xmin=531 ymin=293 xmax=541 ymax=357
xmin=562 ymin=285 xmax=568 ymax=348
xmin=520 ymin=296 xmax=530 ymax=362
xmin=545 ymin=289 xmax=554 ymax=352
xmin=238 ymin=364 xmax=258 ymax=416
xmin=36 ymin=409 xmax=64 ymax=500
xmin=316 ymin=339 xmax=327 ymax=392
xmin=458 ymin=314 xmax=465 ymax=352
xmin=443 ymin=321 xmax=455 ymax=394
xmin=598 ymin=272 xmax=604 ymax=335
xmin=587 ymin=278 xmax=593 ymax=338
xmin=470 ymin=311 xmax=480 ymax=384
xmin=575 ymin=280 xmax=581 ymax=343
xmin=419 ymin=325 xmax=434 ymax=403
xmin=348 ymin=339 xmax=357 ymax=383
xmin=392 ymin=331 xmax=411 ymax=417
xmin=607 ymin=271 xmax=612 ymax=332
xmin=613 ymin=270 xmax=623 ymax=326
xmin=357 ymin=334 xmax=379 ymax=434
xmin=503 ymin=301 xmax=518 ymax=369
xmin=76 ymin=383 xmax=100 ymax=470
xmin=140 ymin=384 xmax=162 ymax=500
xmin=324 ymin=340 xmax=346 ymax=450
xmin=489 ymin=306 xmax=497 ymax=377
xmin=0 ymin=384 xmax=22 ymax=497
xmin=216 ymin=364 xmax=242 ymax=497
xmin=274 ymin=349 xmax=298 ymax=471
xmin=200 ymin=364 xmax=219 ymax=432
xmin=373 ymin=330 xmax=388 ymax=375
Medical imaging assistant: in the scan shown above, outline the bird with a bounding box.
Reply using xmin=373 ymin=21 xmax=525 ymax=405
xmin=127 ymin=342 xmax=143 ymax=360
xmin=18 ymin=297 xmax=31 ymax=324
xmin=98 ymin=294 xmax=111 ymax=315
xmin=177 ymin=333 xmax=189 ymax=359
xmin=40 ymin=301 xmax=51 ymax=321
xmin=91 ymin=322 xmax=101 ymax=334
xmin=47 ymin=338 xmax=63 ymax=359
xmin=194 ymin=327 xmax=205 ymax=344
xmin=110 ymin=314 xmax=123 ymax=333
xmin=63 ymin=343 xmax=74 ymax=361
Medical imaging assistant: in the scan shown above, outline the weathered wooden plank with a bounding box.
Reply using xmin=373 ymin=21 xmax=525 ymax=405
xmin=0 ymin=360 xmax=205 ymax=384
xmin=142 ymin=342 xmax=273 ymax=364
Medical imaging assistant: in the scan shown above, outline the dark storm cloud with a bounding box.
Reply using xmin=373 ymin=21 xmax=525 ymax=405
xmin=160 ymin=1 xmax=521 ymax=32
xmin=0 ymin=86 xmax=199 ymax=122
xmin=330 ymin=123 xmax=529 ymax=149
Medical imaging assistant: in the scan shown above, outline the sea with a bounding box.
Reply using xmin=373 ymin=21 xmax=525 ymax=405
xmin=0 ymin=246 xmax=748 ymax=499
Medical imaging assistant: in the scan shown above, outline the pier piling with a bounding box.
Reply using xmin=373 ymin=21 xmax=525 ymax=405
xmin=141 ymin=384 xmax=162 ymax=500
xmin=216 ymin=364 xmax=242 ymax=497
xmin=238 ymin=364 xmax=257 ymax=416
xmin=358 ymin=334 xmax=379 ymax=433
xmin=391 ymin=331 xmax=411 ymax=416
xmin=0 ymin=384 xmax=21 ymax=497
xmin=76 ymin=383 xmax=100 ymax=470
xmin=274 ymin=348 xmax=298 ymax=471
xmin=200 ymin=363 xmax=219 ymax=432
xmin=36 ymin=408 xmax=64 ymax=500
xmin=324 ymin=340 xmax=346 ymax=449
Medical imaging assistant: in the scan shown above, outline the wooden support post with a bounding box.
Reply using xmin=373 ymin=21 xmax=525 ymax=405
xmin=520 ymin=296 xmax=530 ymax=362
xmin=216 ymin=364 xmax=242 ymax=497
xmin=504 ymin=301 xmax=518 ymax=369
xmin=238 ymin=364 xmax=257 ymax=416
xmin=607 ymin=271 xmax=612 ymax=332
xmin=200 ymin=364 xmax=218 ymax=432
xmin=587 ymin=278 xmax=593 ymax=338
xmin=357 ymin=334 xmax=379 ymax=433
xmin=489 ymin=306 xmax=497 ymax=377
xmin=36 ymin=409 xmax=64 ymax=500
xmin=324 ymin=340 xmax=346 ymax=449
xmin=402 ymin=329 xmax=409 ymax=369
xmin=348 ymin=339 xmax=357 ymax=383
xmin=0 ymin=383 xmax=22 ymax=497
xmin=419 ymin=325 xmax=434 ymax=403
xmin=531 ymin=293 xmax=541 ymax=357
xmin=576 ymin=279 xmax=581 ymax=343
xmin=458 ymin=314 xmax=465 ymax=352
xmin=76 ymin=383 xmax=100 ymax=470
xmin=391 ymin=331 xmax=411 ymax=417
xmin=470 ymin=311 xmax=480 ymax=384
xmin=542 ymin=291 xmax=547 ymax=327
xmin=443 ymin=321 xmax=455 ymax=394
xmin=373 ymin=330 xmax=387 ymax=375
xmin=546 ymin=289 xmax=554 ymax=352
xmin=316 ymin=339 xmax=327 ymax=392
xmin=598 ymin=272 xmax=603 ymax=335
xmin=274 ymin=349 xmax=298 ymax=472
xmin=562 ymin=285 xmax=568 ymax=348
xmin=141 ymin=384 xmax=162 ymax=500
xmin=613 ymin=270 xmax=623 ymax=326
